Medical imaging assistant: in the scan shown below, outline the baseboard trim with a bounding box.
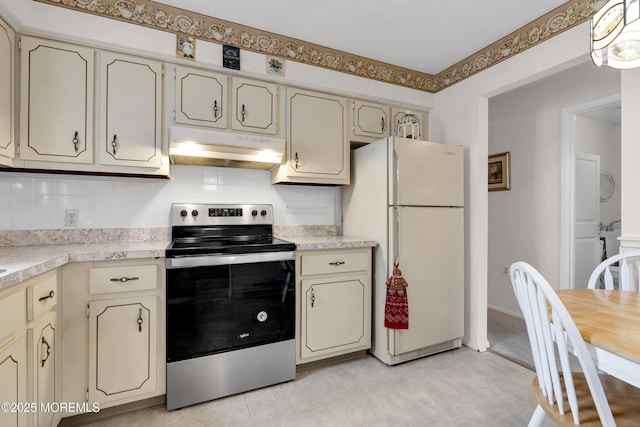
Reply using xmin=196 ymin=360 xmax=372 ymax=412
xmin=58 ymin=395 xmax=166 ymax=427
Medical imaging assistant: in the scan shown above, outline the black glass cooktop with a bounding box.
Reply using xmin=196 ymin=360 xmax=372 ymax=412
xmin=166 ymin=225 xmax=295 ymax=258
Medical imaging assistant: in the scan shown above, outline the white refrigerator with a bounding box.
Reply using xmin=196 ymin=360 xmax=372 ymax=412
xmin=342 ymin=137 xmax=464 ymax=365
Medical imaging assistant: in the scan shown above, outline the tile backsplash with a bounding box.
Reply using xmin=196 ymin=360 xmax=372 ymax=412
xmin=0 ymin=165 xmax=341 ymax=230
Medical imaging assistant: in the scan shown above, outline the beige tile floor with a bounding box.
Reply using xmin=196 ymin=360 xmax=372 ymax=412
xmin=73 ymin=347 xmax=554 ymax=427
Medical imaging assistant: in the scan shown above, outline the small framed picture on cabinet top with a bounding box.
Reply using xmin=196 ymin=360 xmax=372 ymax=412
xmin=223 ymin=45 xmax=240 ymax=70
xmin=176 ymin=35 xmax=195 ymax=60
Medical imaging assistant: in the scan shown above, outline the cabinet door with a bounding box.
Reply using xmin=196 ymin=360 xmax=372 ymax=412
xmin=390 ymin=107 xmax=428 ymax=140
xmin=0 ymin=18 xmax=14 ymax=164
xmin=175 ymin=66 xmax=227 ymax=129
xmin=98 ymin=52 xmax=162 ymax=168
xmin=283 ymin=88 xmax=348 ymax=183
xmin=27 ymin=312 xmax=59 ymax=427
xmin=352 ymin=100 xmax=390 ymax=142
xmin=19 ymin=37 xmax=94 ymax=164
xmin=0 ymin=338 xmax=27 ymax=427
xmin=300 ymin=277 xmax=366 ymax=360
xmin=88 ymin=295 xmax=157 ymax=405
xmin=231 ymin=77 xmax=278 ymax=135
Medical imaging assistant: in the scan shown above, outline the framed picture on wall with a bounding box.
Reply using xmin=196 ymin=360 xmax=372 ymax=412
xmin=488 ymin=152 xmax=511 ymax=191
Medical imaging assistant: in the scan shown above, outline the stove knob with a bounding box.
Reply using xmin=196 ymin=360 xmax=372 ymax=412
xmin=191 ymin=210 xmax=199 ymax=217
xmin=251 ymin=209 xmax=258 ymax=217
xmin=180 ymin=209 xmax=187 ymax=217
xmin=260 ymin=209 xmax=267 ymax=217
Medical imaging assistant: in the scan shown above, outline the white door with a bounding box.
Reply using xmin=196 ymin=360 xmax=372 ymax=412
xmin=574 ymin=153 xmax=601 ymax=289
xmin=387 ymin=206 xmax=464 ymax=355
xmin=391 ymin=138 xmax=463 ymax=207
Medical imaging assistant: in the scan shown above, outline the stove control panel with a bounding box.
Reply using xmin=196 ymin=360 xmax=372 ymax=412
xmin=171 ymin=203 xmax=274 ymax=225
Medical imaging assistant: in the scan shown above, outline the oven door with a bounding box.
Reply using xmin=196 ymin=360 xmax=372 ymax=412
xmin=166 ymin=251 xmax=295 ymax=363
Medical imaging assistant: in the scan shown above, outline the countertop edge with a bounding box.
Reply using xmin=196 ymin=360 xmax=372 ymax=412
xmin=0 ymin=236 xmax=376 ymax=292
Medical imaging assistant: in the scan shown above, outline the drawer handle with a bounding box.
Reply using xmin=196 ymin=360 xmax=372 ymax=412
xmin=41 ymin=336 xmax=51 ymax=368
xmin=38 ymin=290 xmax=55 ymax=302
xmin=137 ymin=308 xmax=143 ymax=332
xmin=110 ymin=276 xmax=139 ymax=283
xmin=329 ymin=261 xmax=345 ymax=266
xmin=311 ymin=289 xmax=316 ymax=308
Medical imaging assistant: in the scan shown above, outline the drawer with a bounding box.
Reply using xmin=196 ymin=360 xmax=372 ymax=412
xmin=300 ymin=250 xmax=369 ymax=276
xmin=27 ymin=270 xmax=58 ymax=321
xmin=0 ymin=288 xmax=25 ymax=346
xmin=90 ymin=264 xmax=157 ymax=295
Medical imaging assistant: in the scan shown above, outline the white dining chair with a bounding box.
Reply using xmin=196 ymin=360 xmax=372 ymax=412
xmin=510 ymin=261 xmax=640 ymax=426
xmin=587 ymin=250 xmax=640 ymax=291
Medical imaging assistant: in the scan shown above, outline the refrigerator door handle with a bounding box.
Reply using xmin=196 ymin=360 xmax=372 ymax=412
xmin=393 ymin=206 xmax=401 ymax=265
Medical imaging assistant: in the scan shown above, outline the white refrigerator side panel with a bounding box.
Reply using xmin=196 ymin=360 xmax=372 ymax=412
xmin=389 ymin=137 xmax=464 ymax=207
xmin=342 ymin=140 xmax=390 ymax=360
xmin=387 ymin=206 xmax=464 ymax=356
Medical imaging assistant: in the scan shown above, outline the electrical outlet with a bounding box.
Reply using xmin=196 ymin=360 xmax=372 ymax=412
xmin=502 ymin=266 xmax=509 ymax=276
xmin=65 ymin=209 xmax=79 ymax=227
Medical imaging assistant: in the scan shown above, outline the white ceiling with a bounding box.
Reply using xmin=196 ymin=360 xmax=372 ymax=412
xmin=155 ymin=0 xmax=569 ymax=75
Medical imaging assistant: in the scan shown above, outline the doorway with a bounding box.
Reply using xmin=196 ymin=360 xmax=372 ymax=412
xmin=560 ymin=95 xmax=621 ymax=290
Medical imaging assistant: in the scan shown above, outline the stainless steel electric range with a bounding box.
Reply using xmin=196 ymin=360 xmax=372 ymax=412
xmin=165 ymin=203 xmax=296 ymax=410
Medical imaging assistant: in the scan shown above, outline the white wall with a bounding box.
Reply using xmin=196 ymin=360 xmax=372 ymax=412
xmin=487 ymin=62 xmax=620 ymax=317
xmin=0 ymin=166 xmax=339 ymax=229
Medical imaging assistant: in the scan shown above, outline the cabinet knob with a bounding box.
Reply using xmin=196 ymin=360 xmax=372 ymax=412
xmin=73 ymin=131 xmax=80 ymax=153
xmin=311 ymin=288 xmax=316 ymax=308
xmin=137 ymin=308 xmax=143 ymax=332
xmin=381 ymin=117 xmax=386 ymax=132
xmin=294 ymin=152 xmax=300 ymax=169
xmin=111 ymin=134 xmax=118 ymax=155
xmin=213 ymin=100 xmax=218 ymax=119
xmin=241 ymin=104 xmax=246 ymax=122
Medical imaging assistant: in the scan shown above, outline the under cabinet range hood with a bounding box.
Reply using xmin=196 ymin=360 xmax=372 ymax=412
xmin=169 ymin=126 xmax=285 ymax=169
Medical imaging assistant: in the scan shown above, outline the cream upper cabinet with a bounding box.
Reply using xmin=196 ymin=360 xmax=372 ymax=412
xmin=351 ymin=99 xmax=390 ymax=144
xmin=98 ymin=52 xmax=163 ymax=168
xmin=390 ymin=107 xmax=429 ymax=140
xmin=231 ymin=77 xmax=278 ymax=135
xmin=19 ymin=36 xmax=94 ymax=164
xmin=296 ymin=248 xmax=371 ymax=364
xmin=0 ymin=17 xmax=15 ymax=165
xmin=174 ymin=66 xmax=227 ymax=129
xmin=272 ymin=88 xmax=349 ymax=185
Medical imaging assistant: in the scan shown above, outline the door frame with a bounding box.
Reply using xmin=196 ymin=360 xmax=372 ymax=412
xmin=560 ymin=94 xmax=620 ymax=290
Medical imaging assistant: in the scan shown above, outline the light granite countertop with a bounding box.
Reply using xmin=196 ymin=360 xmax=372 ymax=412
xmin=0 ymin=234 xmax=376 ymax=292
xmin=0 ymin=241 xmax=171 ymax=291
xmin=278 ymin=235 xmax=377 ymax=251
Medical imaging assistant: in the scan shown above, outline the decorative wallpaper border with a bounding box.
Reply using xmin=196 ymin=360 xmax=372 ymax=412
xmin=34 ymin=0 xmax=599 ymax=93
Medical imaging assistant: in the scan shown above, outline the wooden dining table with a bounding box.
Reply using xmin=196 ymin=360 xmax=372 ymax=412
xmin=557 ymin=288 xmax=640 ymax=388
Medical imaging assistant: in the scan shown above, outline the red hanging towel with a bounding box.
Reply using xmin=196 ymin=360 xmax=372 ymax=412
xmin=384 ymin=263 xmax=409 ymax=329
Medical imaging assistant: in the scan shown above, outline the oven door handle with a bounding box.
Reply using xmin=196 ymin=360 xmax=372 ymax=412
xmin=166 ymin=251 xmax=296 ymax=269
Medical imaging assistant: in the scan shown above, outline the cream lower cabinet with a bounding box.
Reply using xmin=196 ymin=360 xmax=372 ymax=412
xmin=27 ymin=312 xmax=58 ymax=427
xmin=0 ymin=287 xmax=27 ymax=427
xmin=296 ymin=248 xmax=371 ymax=364
xmin=88 ymin=295 xmax=157 ymax=405
xmin=62 ymin=259 xmax=165 ymax=416
xmin=272 ymin=88 xmax=349 ymax=185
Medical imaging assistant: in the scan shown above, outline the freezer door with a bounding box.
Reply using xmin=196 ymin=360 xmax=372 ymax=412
xmin=389 ymin=137 xmax=463 ymax=207
xmin=387 ymin=206 xmax=464 ymax=356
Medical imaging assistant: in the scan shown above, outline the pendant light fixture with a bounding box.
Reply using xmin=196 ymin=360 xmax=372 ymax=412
xmin=591 ymin=0 xmax=640 ymax=69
